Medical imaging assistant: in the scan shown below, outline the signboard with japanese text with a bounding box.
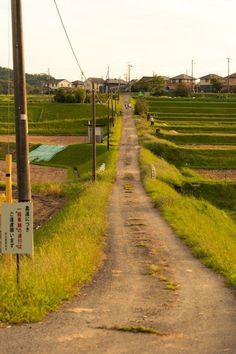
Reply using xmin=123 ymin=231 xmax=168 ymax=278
xmin=1 ymin=202 xmax=33 ymax=255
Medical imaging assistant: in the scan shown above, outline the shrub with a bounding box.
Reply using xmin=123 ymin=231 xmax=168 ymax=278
xmin=134 ymin=98 xmax=149 ymax=115
xmin=174 ymin=83 xmax=190 ymax=97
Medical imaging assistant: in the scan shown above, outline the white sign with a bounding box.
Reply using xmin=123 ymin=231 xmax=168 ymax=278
xmin=1 ymin=202 xmax=33 ymax=255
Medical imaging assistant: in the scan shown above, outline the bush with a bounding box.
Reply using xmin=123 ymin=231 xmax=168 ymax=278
xmin=174 ymin=83 xmax=191 ymax=97
xmin=54 ymin=88 xmax=88 ymax=103
xmin=74 ymin=88 xmax=86 ymax=103
xmin=135 ymin=98 xmax=149 ymax=115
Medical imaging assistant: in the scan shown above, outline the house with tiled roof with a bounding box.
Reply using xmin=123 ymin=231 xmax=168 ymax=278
xmin=49 ymin=79 xmax=72 ymax=90
xmin=104 ymin=78 xmax=127 ymax=92
xmin=168 ymin=74 xmax=196 ymax=90
xmin=84 ymin=78 xmax=104 ymax=92
xmin=222 ymin=73 xmax=236 ymax=92
xmin=198 ymin=74 xmax=223 ymax=92
xmin=71 ymin=80 xmax=84 ymax=89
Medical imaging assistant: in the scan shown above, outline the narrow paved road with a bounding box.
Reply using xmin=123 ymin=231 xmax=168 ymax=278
xmin=1 ymin=98 xmax=236 ymax=353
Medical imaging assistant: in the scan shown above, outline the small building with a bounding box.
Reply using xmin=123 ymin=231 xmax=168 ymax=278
xmin=85 ymin=122 xmax=105 ymax=143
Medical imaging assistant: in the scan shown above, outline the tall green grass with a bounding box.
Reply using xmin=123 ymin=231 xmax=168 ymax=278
xmin=0 ymin=118 xmax=121 ymax=324
xmin=139 ymin=148 xmax=236 ymax=287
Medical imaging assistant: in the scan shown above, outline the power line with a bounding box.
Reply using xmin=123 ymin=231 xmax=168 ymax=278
xmin=53 ymin=0 xmax=86 ymax=80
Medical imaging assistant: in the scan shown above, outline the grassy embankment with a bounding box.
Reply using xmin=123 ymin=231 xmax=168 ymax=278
xmin=136 ymin=112 xmax=236 ymax=287
xmin=0 ymin=117 xmax=121 ymax=325
xmin=0 ymin=95 xmax=108 ymax=135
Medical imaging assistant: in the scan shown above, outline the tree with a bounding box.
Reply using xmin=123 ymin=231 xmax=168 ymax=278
xmin=54 ymin=88 xmax=66 ymax=103
xmin=74 ymin=88 xmax=86 ymax=103
xmin=148 ymin=75 xmax=166 ymax=96
xmin=174 ymin=83 xmax=190 ymax=97
xmin=211 ymin=76 xmax=223 ymax=93
xmin=134 ymin=98 xmax=149 ymax=115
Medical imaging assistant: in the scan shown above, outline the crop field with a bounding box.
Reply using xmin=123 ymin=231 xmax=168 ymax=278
xmin=0 ymin=95 xmax=108 ymax=135
xmin=135 ymin=103 xmax=236 ymax=223
xmin=147 ymin=98 xmax=236 ymax=143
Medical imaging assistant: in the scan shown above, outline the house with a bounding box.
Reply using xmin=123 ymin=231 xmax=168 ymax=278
xmin=104 ymin=78 xmax=127 ymax=92
xmin=132 ymin=76 xmax=169 ymax=92
xmin=222 ymin=73 xmax=236 ymax=92
xmin=49 ymin=79 xmax=72 ymax=90
xmin=84 ymin=78 xmax=104 ymax=92
xmin=43 ymin=79 xmax=72 ymax=93
xmin=198 ymin=74 xmax=223 ymax=92
xmin=168 ymin=74 xmax=196 ymax=90
xmin=71 ymin=80 xmax=85 ymax=89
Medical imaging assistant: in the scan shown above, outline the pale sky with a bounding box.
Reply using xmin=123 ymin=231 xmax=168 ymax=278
xmin=0 ymin=0 xmax=236 ymax=81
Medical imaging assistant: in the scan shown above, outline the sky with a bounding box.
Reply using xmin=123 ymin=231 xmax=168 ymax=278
xmin=1 ymin=0 xmax=236 ymax=81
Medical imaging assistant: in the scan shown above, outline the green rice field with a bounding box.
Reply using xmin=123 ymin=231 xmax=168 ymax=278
xmin=147 ymin=98 xmax=236 ymax=144
xmin=135 ymin=95 xmax=236 ymax=224
xmin=0 ymin=95 xmax=108 ymax=135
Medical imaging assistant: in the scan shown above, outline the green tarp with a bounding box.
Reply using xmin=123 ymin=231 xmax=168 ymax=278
xmin=29 ymin=144 xmax=65 ymax=162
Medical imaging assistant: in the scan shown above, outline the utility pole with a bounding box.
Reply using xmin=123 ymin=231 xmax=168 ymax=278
xmin=92 ymin=82 xmax=96 ymax=181
xmin=191 ymin=59 xmax=195 ymax=93
xmin=128 ymin=63 xmax=133 ymax=92
xmin=107 ymin=89 xmax=110 ymax=151
xmin=111 ymin=92 xmax=114 ymax=126
xmin=107 ymin=65 xmax=110 ymax=151
xmin=226 ymin=57 xmax=231 ymax=95
xmin=11 ymin=0 xmax=32 ymax=284
xmin=11 ymin=0 xmax=31 ymax=203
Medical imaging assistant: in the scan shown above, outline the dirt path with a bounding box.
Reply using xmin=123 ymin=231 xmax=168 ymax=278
xmin=1 ymin=98 xmax=236 ymax=353
xmin=0 ymin=135 xmax=87 ymax=145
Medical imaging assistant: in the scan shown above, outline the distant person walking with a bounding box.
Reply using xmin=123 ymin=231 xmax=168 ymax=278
xmin=147 ymin=112 xmax=150 ymax=121
xmin=150 ymin=116 xmax=154 ymax=126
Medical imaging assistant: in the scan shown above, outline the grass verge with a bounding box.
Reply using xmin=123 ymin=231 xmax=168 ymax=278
xmin=139 ymin=147 xmax=236 ymax=287
xmin=0 ymin=118 xmax=121 ymax=325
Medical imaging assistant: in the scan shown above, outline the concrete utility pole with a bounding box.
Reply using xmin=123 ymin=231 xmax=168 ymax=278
xmin=191 ymin=59 xmax=195 ymax=93
xmin=128 ymin=63 xmax=133 ymax=92
xmin=226 ymin=57 xmax=231 ymax=95
xmin=11 ymin=0 xmax=31 ymax=202
xmin=92 ymin=82 xmax=96 ymax=181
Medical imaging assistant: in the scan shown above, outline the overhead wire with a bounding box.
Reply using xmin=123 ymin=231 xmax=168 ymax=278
xmin=52 ymin=1 xmax=117 ymax=110
xmin=53 ymin=0 xmax=86 ymax=80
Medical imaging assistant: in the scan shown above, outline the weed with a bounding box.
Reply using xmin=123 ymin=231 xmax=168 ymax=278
xmin=148 ymin=264 xmax=160 ymax=276
xmin=112 ymin=325 xmax=163 ymax=335
xmin=159 ymin=275 xmax=168 ymax=282
xmin=166 ymin=282 xmax=178 ymax=291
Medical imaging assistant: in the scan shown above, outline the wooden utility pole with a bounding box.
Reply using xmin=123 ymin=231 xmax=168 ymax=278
xmin=107 ymin=68 xmax=110 ymax=151
xmin=107 ymin=91 xmax=110 ymax=151
xmin=11 ymin=0 xmax=31 ymax=203
xmin=92 ymin=82 xmax=96 ymax=181
xmin=11 ymin=0 xmax=32 ymax=283
xmin=111 ymin=92 xmax=114 ymax=126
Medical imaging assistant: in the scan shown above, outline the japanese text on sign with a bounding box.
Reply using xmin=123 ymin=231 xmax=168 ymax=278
xmin=1 ymin=202 xmax=33 ymax=255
